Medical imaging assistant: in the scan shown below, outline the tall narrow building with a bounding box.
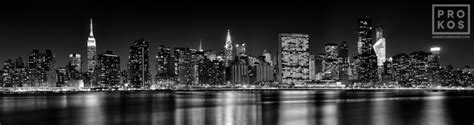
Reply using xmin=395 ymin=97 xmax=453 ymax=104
xmin=278 ymin=33 xmax=310 ymax=85
xmin=69 ymin=53 xmax=81 ymax=72
xmin=373 ymin=24 xmax=386 ymax=67
xmin=128 ymin=38 xmax=151 ymax=88
xmin=97 ymin=51 xmax=120 ymax=88
xmin=356 ymin=17 xmax=378 ymax=82
xmin=156 ymin=45 xmax=173 ymax=85
xmin=87 ymin=19 xmax=97 ymax=73
xmin=224 ymin=29 xmax=233 ymax=67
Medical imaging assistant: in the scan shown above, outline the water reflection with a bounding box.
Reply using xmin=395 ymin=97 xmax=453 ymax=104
xmin=1 ymin=90 xmax=474 ymax=125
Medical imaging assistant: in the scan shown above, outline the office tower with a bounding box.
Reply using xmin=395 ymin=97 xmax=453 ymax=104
xmin=338 ymin=41 xmax=349 ymax=81
xmin=338 ymin=41 xmax=349 ymax=63
xmin=255 ymin=62 xmax=274 ymax=83
xmin=155 ymin=45 xmax=174 ymax=85
xmin=174 ymin=48 xmax=201 ymax=86
xmin=235 ymin=43 xmax=246 ymax=56
xmin=2 ymin=59 xmax=14 ymax=87
xmin=309 ymin=54 xmax=316 ymax=80
xmin=278 ymin=33 xmax=310 ymax=85
xmin=87 ymin=19 xmax=97 ymax=73
xmin=44 ymin=49 xmax=56 ymax=87
xmin=25 ymin=49 xmax=56 ymax=87
xmin=199 ymin=40 xmax=203 ymax=52
xmin=323 ymin=43 xmax=339 ymax=80
xmin=373 ymin=24 xmax=386 ymax=67
xmin=224 ymin=29 xmax=233 ymax=67
xmin=12 ymin=57 xmax=28 ymax=87
xmin=428 ymin=46 xmax=441 ymax=84
xmin=69 ymin=53 xmax=81 ymax=72
xmin=97 ymin=51 xmax=120 ymax=88
xmin=429 ymin=47 xmax=441 ymax=64
xmin=231 ymin=63 xmax=249 ymax=85
xmin=128 ymin=38 xmax=151 ymax=88
xmin=357 ymin=16 xmax=373 ymax=55
xmin=356 ymin=17 xmax=378 ymax=82
xmin=56 ymin=67 xmax=67 ymax=87
xmin=262 ymin=50 xmax=272 ymax=65
xmin=315 ymin=54 xmax=324 ymax=74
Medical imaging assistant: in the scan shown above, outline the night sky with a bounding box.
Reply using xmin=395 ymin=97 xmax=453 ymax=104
xmin=0 ymin=0 xmax=472 ymax=72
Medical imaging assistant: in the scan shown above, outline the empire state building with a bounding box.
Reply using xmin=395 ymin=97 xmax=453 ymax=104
xmin=87 ymin=19 xmax=97 ymax=73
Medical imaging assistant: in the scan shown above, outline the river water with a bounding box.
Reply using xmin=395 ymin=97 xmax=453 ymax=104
xmin=1 ymin=90 xmax=473 ymax=125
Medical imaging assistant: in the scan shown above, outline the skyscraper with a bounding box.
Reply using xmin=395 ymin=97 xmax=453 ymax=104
xmin=97 ymin=51 xmax=120 ymax=88
xmin=156 ymin=45 xmax=174 ymax=85
xmin=26 ymin=49 xmax=56 ymax=87
xmin=373 ymin=24 xmax=386 ymax=67
xmin=128 ymin=38 xmax=151 ymax=88
xmin=430 ymin=47 xmax=441 ymax=64
xmin=235 ymin=43 xmax=246 ymax=56
xmin=224 ymin=29 xmax=233 ymax=67
xmin=357 ymin=17 xmax=373 ymax=55
xmin=356 ymin=17 xmax=378 ymax=82
xmin=174 ymin=47 xmax=196 ymax=86
xmin=69 ymin=53 xmax=81 ymax=72
xmin=323 ymin=43 xmax=339 ymax=80
xmin=278 ymin=33 xmax=310 ymax=85
xmin=87 ymin=19 xmax=97 ymax=73
xmin=338 ymin=41 xmax=349 ymax=81
xmin=262 ymin=50 xmax=272 ymax=65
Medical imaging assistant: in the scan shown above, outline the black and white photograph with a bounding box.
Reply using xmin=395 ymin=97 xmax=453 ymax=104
xmin=0 ymin=0 xmax=473 ymax=125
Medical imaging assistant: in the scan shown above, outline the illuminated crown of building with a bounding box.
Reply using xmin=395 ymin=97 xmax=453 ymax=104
xmin=224 ymin=29 xmax=233 ymax=64
xmin=87 ymin=19 xmax=96 ymax=47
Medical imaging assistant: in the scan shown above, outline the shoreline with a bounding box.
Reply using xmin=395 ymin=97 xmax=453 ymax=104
xmin=2 ymin=87 xmax=474 ymax=95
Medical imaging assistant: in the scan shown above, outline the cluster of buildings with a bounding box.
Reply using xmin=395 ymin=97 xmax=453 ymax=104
xmin=1 ymin=17 xmax=473 ymax=89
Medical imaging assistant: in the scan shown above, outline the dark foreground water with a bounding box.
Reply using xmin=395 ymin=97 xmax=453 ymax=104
xmin=1 ymin=90 xmax=474 ymax=125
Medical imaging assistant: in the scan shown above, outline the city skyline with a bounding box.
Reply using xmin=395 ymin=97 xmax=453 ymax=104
xmin=0 ymin=1 xmax=472 ymax=71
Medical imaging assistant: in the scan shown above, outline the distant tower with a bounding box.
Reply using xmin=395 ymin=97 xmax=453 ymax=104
xmin=357 ymin=16 xmax=373 ymax=55
xmin=87 ymin=18 xmax=97 ymax=73
xmin=235 ymin=43 xmax=246 ymax=56
xmin=69 ymin=53 xmax=81 ymax=72
xmin=128 ymin=38 xmax=151 ymax=88
xmin=430 ymin=46 xmax=441 ymax=64
xmin=224 ymin=29 xmax=233 ymax=66
xmin=373 ymin=24 xmax=386 ymax=66
xmin=199 ymin=40 xmax=203 ymax=52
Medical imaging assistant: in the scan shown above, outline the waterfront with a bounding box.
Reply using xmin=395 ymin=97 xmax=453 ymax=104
xmin=1 ymin=90 xmax=474 ymax=125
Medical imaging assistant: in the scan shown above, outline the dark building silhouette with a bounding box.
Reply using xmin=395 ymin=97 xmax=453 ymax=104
xmin=155 ymin=45 xmax=174 ymax=85
xmin=128 ymin=38 xmax=151 ymax=88
xmin=355 ymin=17 xmax=378 ymax=83
xmin=97 ymin=51 xmax=120 ymax=88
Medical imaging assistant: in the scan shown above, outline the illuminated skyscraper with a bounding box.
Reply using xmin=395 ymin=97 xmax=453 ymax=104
xmin=262 ymin=50 xmax=272 ymax=65
xmin=174 ymin=47 xmax=196 ymax=85
xmin=235 ymin=43 xmax=246 ymax=56
xmin=373 ymin=25 xmax=386 ymax=67
xmin=338 ymin=41 xmax=349 ymax=81
xmin=69 ymin=53 xmax=81 ymax=72
xmin=356 ymin=17 xmax=378 ymax=82
xmin=224 ymin=29 xmax=233 ymax=67
xmin=430 ymin=47 xmax=441 ymax=64
xmin=128 ymin=38 xmax=151 ymax=88
xmin=155 ymin=45 xmax=174 ymax=85
xmin=323 ymin=43 xmax=339 ymax=80
xmin=87 ymin=19 xmax=97 ymax=73
xmin=357 ymin=17 xmax=373 ymax=55
xmin=97 ymin=51 xmax=120 ymax=87
xmin=278 ymin=33 xmax=310 ymax=85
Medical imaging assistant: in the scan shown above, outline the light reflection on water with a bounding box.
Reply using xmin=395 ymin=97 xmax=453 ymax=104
xmin=1 ymin=90 xmax=473 ymax=125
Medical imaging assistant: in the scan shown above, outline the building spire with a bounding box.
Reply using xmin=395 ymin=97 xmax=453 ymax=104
xmin=226 ymin=29 xmax=231 ymax=44
xmin=199 ymin=39 xmax=203 ymax=52
xmin=89 ymin=18 xmax=94 ymax=37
